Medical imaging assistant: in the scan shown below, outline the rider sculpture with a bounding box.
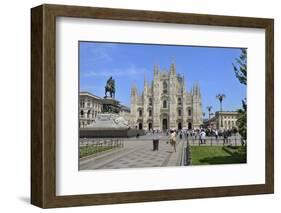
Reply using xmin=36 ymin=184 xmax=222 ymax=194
xmin=105 ymin=76 xmax=115 ymax=98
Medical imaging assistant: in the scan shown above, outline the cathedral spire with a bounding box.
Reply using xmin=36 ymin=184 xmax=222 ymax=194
xmin=170 ymin=57 xmax=176 ymax=75
xmin=191 ymin=83 xmax=198 ymax=96
xmin=154 ymin=64 xmax=159 ymax=75
xmin=170 ymin=60 xmax=176 ymax=75
xmin=172 ymin=56 xmax=176 ymax=65
xmin=182 ymin=73 xmax=186 ymax=92
xmin=157 ymin=64 xmax=160 ymax=75
xmin=131 ymin=82 xmax=137 ymax=96
xmin=153 ymin=64 xmax=160 ymax=78
xmin=197 ymin=82 xmax=201 ymax=97
xmin=192 ymin=82 xmax=201 ymax=97
xmin=144 ymin=71 xmax=147 ymax=86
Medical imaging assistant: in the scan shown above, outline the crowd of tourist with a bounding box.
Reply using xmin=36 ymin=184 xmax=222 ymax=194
xmin=147 ymin=127 xmax=239 ymax=145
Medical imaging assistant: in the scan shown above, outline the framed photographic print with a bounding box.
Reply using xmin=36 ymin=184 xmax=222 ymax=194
xmin=31 ymin=4 xmax=274 ymax=208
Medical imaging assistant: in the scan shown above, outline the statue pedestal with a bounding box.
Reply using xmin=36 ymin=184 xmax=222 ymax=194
xmin=102 ymin=96 xmax=121 ymax=113
xmin=80 ymin=113 xmax=145 ymax=138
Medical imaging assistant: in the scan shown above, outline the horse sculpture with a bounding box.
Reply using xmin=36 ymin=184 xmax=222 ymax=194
xmin=105 ymin=76 xmax=115 ymax=98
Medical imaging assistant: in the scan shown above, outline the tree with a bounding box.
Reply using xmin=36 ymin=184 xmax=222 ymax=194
xmin=202 ymin=112 xmax=206 ymax=118
xmin=233 ymin=49 xmax=247 ymax=140
xmin=233 ymin=48 xmax=247 ymax=85
xmin=236 ymin=99 xmax=247 ymax=140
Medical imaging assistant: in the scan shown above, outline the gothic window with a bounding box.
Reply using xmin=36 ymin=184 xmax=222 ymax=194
xmin=163 ymin=100 xmax=167 ymax=108
xmin=178 ymin=97 xmax=182 ymax=105
xmin=149 ymin=98 xmax=152 ymax=106
xmin=80 ymin=101 xmax=85 ymax=108
xmin=80 ymin=110 xmax=84 ymax=117
xmin=188 ymin=109 xmax=191 ymax=116
xmin=139 ymin=110 xmax=142 ymax=117
xmin=149 ymin=110 xmax=152 ymax=117
xmin=163 ymin=81 xmax=168 ymax=94
xmin=87 ymin=110 xmax=91 ymax=118
xmin=178 ymin=109 xmax=182 ymax=116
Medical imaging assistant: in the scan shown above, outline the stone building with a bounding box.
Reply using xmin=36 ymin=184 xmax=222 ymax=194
xmin=79 ymin=92 xmax=131 ymax=128
xmin=130 ymin=63 xmax=203 ymax=131
xmin=205 ymin=111 xmax=238 ymax=130
xmin=215 ymin=111 xmax=239 ymax=130
xmin=79 ymin=92 xmax=103 ymax=127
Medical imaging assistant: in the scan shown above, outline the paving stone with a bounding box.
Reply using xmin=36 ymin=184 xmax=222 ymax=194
xmin=80 ymin=134 xmax=188 ymax=170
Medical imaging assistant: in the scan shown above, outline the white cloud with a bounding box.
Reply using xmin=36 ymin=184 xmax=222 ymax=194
xmin=81 ymin=42 xmax=118 ymax=63
xmin=82 ymin=64 xmax=147 ymax=77
xmin=88 ymin=47 xmax=112 ymax=62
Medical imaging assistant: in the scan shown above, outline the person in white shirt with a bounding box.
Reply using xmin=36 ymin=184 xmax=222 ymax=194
xmin=169 ymin=130 xmax=177 ymax=152
xmin=214 ymin=129 xmax=218 ymax=140
xmin=199 ymin=130 xmax=206 ymax=144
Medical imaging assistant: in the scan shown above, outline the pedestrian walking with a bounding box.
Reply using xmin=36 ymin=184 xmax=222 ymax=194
xmin=223 ymin=130 xmax=228 ymax=144
xmin=179 ymin=130 xmax=183 ymax=140
xmin=199 ymin=130 xmax=206 ymax=144
xmin=215 ymin=129 xmax=218 ymax=140
xmin=152 ymin=130 xmax=159 ymax=151
xmin=169 ymin=130 xmax=177 ymax=152
xmin=186 ymin=130 xmax=189 ymax=139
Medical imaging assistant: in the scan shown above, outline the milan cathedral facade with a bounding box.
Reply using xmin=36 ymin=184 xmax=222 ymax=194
xmin=130 ymin=63 xmax=203 ymax=131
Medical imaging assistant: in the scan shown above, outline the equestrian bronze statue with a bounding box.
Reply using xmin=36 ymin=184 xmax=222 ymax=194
xmin=105 ymin=76 xmax=115 ymax=98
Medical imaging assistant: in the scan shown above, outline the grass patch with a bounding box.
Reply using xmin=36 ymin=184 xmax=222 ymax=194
xmin=190 ymin=146 xmax=246 ymax=165
xmin=80 ymin=145 xmax=115 ymax=158
xmin=223 ymin=145 xmax=247 ymax=163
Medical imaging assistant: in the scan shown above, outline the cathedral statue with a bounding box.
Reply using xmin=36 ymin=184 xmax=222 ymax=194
xmin=105 ymin=76 xmax=115 ymax=98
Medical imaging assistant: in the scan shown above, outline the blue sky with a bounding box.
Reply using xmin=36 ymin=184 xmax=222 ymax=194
xmin=79 ymin=41 xmax=246 ymax=115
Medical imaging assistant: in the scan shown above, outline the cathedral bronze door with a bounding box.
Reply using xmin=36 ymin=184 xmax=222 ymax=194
xmin=178 ymin=122 xmax=182 ymax=130
xmin=162 ymin=119 xmax=168 ymax=130
xmin=148 ymin=123 xmax=152 ymax=130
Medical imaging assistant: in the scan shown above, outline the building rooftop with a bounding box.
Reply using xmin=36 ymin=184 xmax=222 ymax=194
xmin=215 ymin=111 xmax=239 ymax=115
xmin=80 ymin=91 xmax=103 ymax=100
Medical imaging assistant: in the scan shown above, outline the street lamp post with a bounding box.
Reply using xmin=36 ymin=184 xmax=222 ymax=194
xmin=202 ymin=112 xmax=206 ymax=129
xmin=206 ymin=105 xmax=212 ymax=120
xmin=216 ymin=94 xmax=226 ymax=128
